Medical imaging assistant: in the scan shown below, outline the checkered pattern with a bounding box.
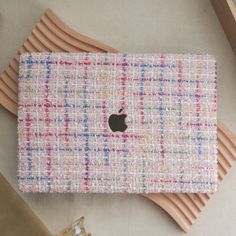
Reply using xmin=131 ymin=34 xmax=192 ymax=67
xmin=18 ymin=52 xmax=217 ymax=193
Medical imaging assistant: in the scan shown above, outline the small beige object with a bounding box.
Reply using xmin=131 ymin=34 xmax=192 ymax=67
xmin=57 ymin=217 xmax=91 ymax=236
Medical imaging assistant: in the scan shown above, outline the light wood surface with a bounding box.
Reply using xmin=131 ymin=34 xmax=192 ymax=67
xmin=211 ymin=0 xmax=236 ymax=53
xmin=0 ymin=8 xmax=235 ymax=233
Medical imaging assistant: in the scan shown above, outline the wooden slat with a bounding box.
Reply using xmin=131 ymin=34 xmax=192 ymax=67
xmin=211 ymin=0 xmax=236 ymax=53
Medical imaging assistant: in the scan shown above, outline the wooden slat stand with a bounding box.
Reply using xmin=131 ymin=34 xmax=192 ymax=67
xmin=211 ymin=0 xmax=236 ymax=54
xmin=0 ymin=9 xmax=236 ymax=233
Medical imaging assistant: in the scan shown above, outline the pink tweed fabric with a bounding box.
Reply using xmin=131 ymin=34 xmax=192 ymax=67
xmin=18 ymin=52 xmax=217 ymax=193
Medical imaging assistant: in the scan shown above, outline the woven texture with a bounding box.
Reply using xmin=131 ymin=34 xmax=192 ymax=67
xmin=18 ymin=52 xmax=217 ymax=193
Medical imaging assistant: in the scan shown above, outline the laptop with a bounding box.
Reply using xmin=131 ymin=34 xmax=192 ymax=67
xmin=18 ymin=52 xmax=217 ymax=193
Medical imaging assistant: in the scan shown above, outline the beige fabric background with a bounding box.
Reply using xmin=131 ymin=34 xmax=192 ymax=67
xmin=0 ymin=0 xmax=236 ymax=235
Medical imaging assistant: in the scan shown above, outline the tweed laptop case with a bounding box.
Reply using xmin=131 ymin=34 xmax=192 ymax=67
xmin=17 ymin=52 xmax=217 ymax=193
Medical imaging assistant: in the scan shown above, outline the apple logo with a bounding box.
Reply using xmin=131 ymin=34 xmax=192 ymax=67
xmin=108 ymin=108 xmax=128 ymax=132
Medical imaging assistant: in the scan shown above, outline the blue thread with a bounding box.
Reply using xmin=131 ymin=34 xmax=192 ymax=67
xmin=45 ymin=53 xmax=52 ymax=191
xmin=177 ymin=62 xmax=184 ymax=191
xmin=140 ymin=64 xmax=146 ymax=125
xmin=82 ymin=57 xmax=90 ymax=185
xmin=25 ymin=54 xmax=33 ymax=178
xmin=196 ymin=84 xmax=202 ymax=159
xmin=158 ymin=65 xmax=165 ymax=157
xmin=18 ymin=176 xmax=52 ymax=180
xmin=134 ymin=63 xmax=176 ymax=69
xmin=121 ymin=54 xmax=128 ymax=184
xmin=140 ymin=63 xmax=147 ymax=190
xmin=103 ymin=56 xmax=110 ymax=166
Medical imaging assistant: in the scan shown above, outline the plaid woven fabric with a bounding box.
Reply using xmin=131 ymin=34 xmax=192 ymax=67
xmin=18 ymin=52 xmax=217 ymax=193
